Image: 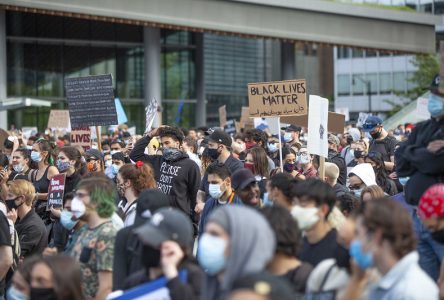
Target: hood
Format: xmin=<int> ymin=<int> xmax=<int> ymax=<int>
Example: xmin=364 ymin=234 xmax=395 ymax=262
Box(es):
xmin=348 ymin=128 xmax=361 ymax=142
xmin=349 ymin=163 xmax=376 ymax=187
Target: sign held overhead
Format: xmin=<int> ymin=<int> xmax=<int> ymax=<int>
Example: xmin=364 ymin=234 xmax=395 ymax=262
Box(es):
xmin=248 ymin=79 xmax=307 ymax=118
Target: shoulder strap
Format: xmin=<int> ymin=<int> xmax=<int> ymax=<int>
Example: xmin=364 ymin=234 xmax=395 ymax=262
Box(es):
xmin=28 ymin=169 xmax=37 ymax=182
xmin=319 ymin=263 xmax=336 ymax=291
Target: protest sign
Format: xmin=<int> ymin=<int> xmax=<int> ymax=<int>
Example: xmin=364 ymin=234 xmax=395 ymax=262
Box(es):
xmin=235 ymin=121 xmax=242 ymax=133
xmin=65 ymin=74 xmax=117 ymax=128
xmin=219 ymin=105 xmax=227 ymax=128
xmin=115 ymin=98 xmax=128 ymax=124
xmin=47 ymin=110 xmax=70 ymax=129
xmin=145 ymin=97 xmax=158 ymax=134
xmin=70 ymin=127 xmax=91 ymax=151
xmin=248 ymin=79 xmax=307 ymax=118
xmin=224 ymin=119 xmax=236 ymax=135
xmin=0 ymin=129 xmax=8 ymax=152
xmin=46 ymin=174 xmax=66 ymax=210
xmin=357 ymin=112 xmax=370 ymax=128
xmin=281 ymin=112 xmax=345 ymax=135
xmin=416 ymin=97 xmax=431 ymax=120
xmin=335 ymin=107 xmax=350 ymax=122
xmin=240 ymin=106 xmax=254 ymax=129
xmin=307 ymin=95 xmax=329 ymax=158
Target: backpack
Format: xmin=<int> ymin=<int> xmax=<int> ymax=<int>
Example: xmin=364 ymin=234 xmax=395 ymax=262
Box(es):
xmin=7 ymin=219 xmax=20 ymax=272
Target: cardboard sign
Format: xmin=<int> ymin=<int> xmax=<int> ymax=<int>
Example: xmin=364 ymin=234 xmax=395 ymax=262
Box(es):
xmin=281 ymin=112 xmax=345 ymax=135
xmin=21 ymin=127 xmax=38 ymax=139
xmin=224 ymin=119 xmax=236 ymax=135
xmin=235 ymin=121 xmax=241 ymax=133
xmin=240 ymin=106 xmax=253 ymax=129
xmin=70 ymin=127 xmax=91 ymax=151
xmin=65 ymin=74 xmax=118 ymax=128
xmin=248 ymin=79 xmax=307 ymax=117
xmin=307 ymin=95 xmax=329 ymax=158
xmin=47 ymin=174 xmax=66 ymax=210
xmin=47 ymin=110 xmax=71 ymax=129
xmin=219 ymin=105 xmax=227 ymax=128
xmin=416 ymin=97 xmax=431 ymax=120
xmin=0 ymin=129 xmax=9 ymax=152
xmin=145 ymin=98 xmax=158 ymax=134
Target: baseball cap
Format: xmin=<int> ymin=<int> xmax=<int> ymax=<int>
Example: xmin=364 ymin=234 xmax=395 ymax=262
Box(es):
xmin=134 ymin=207 xmax=194 ymax=249
xmin=419 ymin=184 xmax=444 ymax=220
xmin=134 ymin=189 xmax=170 ymax=226
xmin=209 ymin=130 xmax=232 ymax=147
xmin=328 ymin=133 xmax=340 ymax=145
xmin=281 ymin=124 xmax=301 ymax=132
xmin=85 ymin=149 xmax=104 ymax=161
xmin=231 ymin=168 xmax=256 ymax=191
xmin=231 ymin=272 xmax=294 ymax=300
xmin=362 ymin=116 xmax=383 ymax=132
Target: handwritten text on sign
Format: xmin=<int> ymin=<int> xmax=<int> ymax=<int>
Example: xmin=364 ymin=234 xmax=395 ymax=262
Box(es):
xmin=47 ymin=174 xmax=66 ymax=210
xmin=248 ymin=79 xmax=307 ymax=117
xmin=71 ymin=127 xmax=91 ymax=151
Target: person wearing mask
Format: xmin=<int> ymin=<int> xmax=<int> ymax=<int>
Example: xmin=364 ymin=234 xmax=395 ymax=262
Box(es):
xmin=116 ymin=162 xmax=156 ymax=226
xmin=364 ymin=151 xmax=397 ymax=196
xmin=84 ymin=149 xmax=105 ymax=175
xmin=6 ymin=256 xmax=39 ymax=300
xmin=347 ymin=140 xmax=368 ymax=174
xmin=243 ymin=129 xmax=275 ymax=171
xmin=122 ymin=208 xmax=203 ymax=300
xmin=69 ymin=177 xmax=117 ymax=300
xmin=198 ymin=205 xmax=276 ymax=300
xmin=349 ymin=198 xmax=438 ymax=299
xmin=281 ymin=147 xmax=301 ymax=178
xmin=130 ymin=126 xmax=201 ymax=228
xmin=266 ymin=172 xmax=299 ymax=210
xmin=182 ymin=136 xmax=201 ymax=169
xmin=0 ymin=148 xmax=32 ymax=201
xmin=231 ymin=168 xmax=261 ymax=207
xmin=29 ymin=254 xmax=83 ymax=300
xmin=324 ymin=162 xmax=349 ymax=198
xmin=291 ymin=179 xmax=339 ymax=267
xmin=363 ymin=116 xmax=398 ymax=172
xmin=281 ymin=125 xmax=302 ymax=150
xmin=262 ymin=206 xmax=313 ymax=296
xmin=6 ymin=180 xmax=47 ymax=258
xmin=101 ymin=140 xmax=111 ymax=154
xmin=113 ymin=189 xmax=170 ymax=291
xmin=109 ymin=140 xmax=126 ymax=157
xmin=267 ymin=135 xmax=281 ymax=168
xmin=327 ymin=134 xmax=347 ymax=186
xmin=0 ymin=205 xmax=12 ymax=300
xmin=347 ymin=163 xmax=377 ymax=198
xmin=244 ymin=147 xmax=270 ymax=198
xmin=198 ymin=164 xmax=242 ymax=236
xmin=341 ymin=128 xmax=361 ymax=166
xmin=106 ymin=152 xmax=125 ymax=181
xmin=360 ymin=185 xmax=385 ymax=202
xmin=56 ymin=146 xmax=83 ymax=194
xmin=296 ymin=147 xmax=318 ymax=179
xmin=196 ymin=130 xmax=243 ymax=214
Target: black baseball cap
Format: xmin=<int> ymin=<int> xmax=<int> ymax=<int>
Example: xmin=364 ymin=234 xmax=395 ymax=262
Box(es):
xmin=85 ymin=149 xmax=104 ymax=161
xmin=134 ymin=208 xmax=194 ymax=249
xmin=231 ymin=272 xmax=294 ymax=300
xmin=209 ymin=130 xmax=232 ymax=147
xmin=231 ymin=168 xmax=256 ymax=191
xmin=133 ymin=189 xmax=170 ymax=226
xmin=281 ymin=124 xmax=301 ymax=132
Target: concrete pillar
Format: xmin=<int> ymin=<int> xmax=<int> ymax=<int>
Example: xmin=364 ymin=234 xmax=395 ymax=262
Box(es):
xmin=143 ymin=27 xmax=162 ymax=127
xmin=194 ymin=32 xmax=206 ymax=127
xmin=281 ymin=42 xmax=295 ymax=80
xmin=0 ymin=10 xmax=7 ymax=129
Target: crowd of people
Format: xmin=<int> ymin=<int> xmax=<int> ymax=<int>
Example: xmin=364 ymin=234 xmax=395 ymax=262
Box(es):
xmin=0 ymin=75 xmax=443 ymax=300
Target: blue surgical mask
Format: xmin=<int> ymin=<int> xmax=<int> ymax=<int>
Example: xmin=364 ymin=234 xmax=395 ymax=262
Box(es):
xmin=209 ymin=184 xmax=224 ymax=199
xmin=398 ymin=176 xmax=410 ymax=186
xmin=7 ymin=286 xmax=27 ymax=300
xmin=349 ymin=239 xmax=373 ymax=269
xmin=60 ymin=210 xmax=78 ymax=230
xmin=267 ymin=143 xmax=278 ymax=153
xmin=111 ymin=164 xmax=121 ymax=176
xmin=283 ymin=132 xmax=293 ymax=143
xmin=262 ymin=192 xmax=273 ymax=207
xmin=198 ymin=233 xmax=227 ymax=275
xmin=353 ymin=188 xmax=363 ymax=198
xmin=428 ymin=93 xmax=444 ymax=118
xmin=31 ymin=151 xmax=42 ymax=162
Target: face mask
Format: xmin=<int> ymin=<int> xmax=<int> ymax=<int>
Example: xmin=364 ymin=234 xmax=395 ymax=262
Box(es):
xmin=245 ymin=141 xmax=255 ymax=150
xmin=30 ymin=287 xmax=56 ymax=300
xmin=60 ymin=210 xmax=79 ymax=230
xmin=31 ymin=151 xmax=42 ymax=162
xmin=335 ymin=244 xmax=351 ymax=271
xmin=398 ymin=176 xmax=410 ymax=186
xmin=142 ymin=245 xmax=161 ymax=269
xmin=117 ymin=183 xmax=127 ymax=198
xmin=290 ymin=206 xmax=320 ymax=231
xmin=283 ymin=163 xmax=295 ymax=173
xmin=6 ymin=197 xmax=23 ymax=211
xmin=57 ymin=160 xmax=71 ymax=172
xmin=87 ymin=161 xmax=98 ymax=172
xmin=354 ymin=150 xmax=363 ymax=159
xmin=209 ymin=183 xmax=224 ymax=199
xmin=349 ymin=239 xmax=373 ymax=269
xmin=298 ymin=155 xmax=310 ymax=165
xmin=206 ymin=148 xmax=220 ymax=160
xmin=111 ymin=164 xmax=121 ymax=176
xmin=110 ymin=150 xmax=120 ymax=156
xmin=370 ymin=129 xmax=381 ymax=140
xmin=71 ymin=196 xmax=86 ymax=219
xmin=267 ymin=143 xmax=278 ymax=153
xmin=428 ymin=93 xmax=444 ymax=118
xmin=283 ymin=132 xmax=293 ymax=143
xmin=105 ymin=160 xmax=112 ymax=168
xmin=26 ymin=145 xmax=33 ymax=151
xmin=262 ymin=192 xmax=273 ymax=207
xmin=198 ymin=233 xmax=227 ymax=275
xmin=431 ymin=229 xmax=444 ymax=244
xmin=244 ymin=162 xmax=255 ymax=174
xmin=7 ymin=286 xmax=27 ymax=300
xmin=352 ymin=188 xmax=363 ymax=198
xmin=162 ymin=147 xmax=182 ymax=161
xmin=13 ymin=163 xmax=25 ymax=173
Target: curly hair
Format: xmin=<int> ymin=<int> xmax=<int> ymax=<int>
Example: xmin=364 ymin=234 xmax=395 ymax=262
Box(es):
xmin=118 ymin=163 xmax=156 ymax=195
xmin=244 ymin=129 xmax=267 ymax=147
xmin=76 ymin=177 xmax=116 ymax=218
xmin=158 ymin=127 xmax=185 ymax=144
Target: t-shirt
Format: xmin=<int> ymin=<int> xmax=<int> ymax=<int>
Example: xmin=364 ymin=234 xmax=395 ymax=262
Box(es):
xmin=300 ymin=229 xmax=338 ymax=267
xmin=69 ymin=221 xmax=117 ymax=299
xmin=369 ymin=136 xmax=398 ymax=163
xmin=0 ymin=213 xmax=11 ymax=296
xmin=199 ymin=155 xmax=243 ymax=196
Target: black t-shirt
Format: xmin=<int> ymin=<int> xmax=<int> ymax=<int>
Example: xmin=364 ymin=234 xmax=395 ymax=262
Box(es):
xmin=300 ymin=229 xmax=338 ymax=267
xmin=0 ymin=213 xmax=11 ymax=296
xmin=369 ymin=136 xmax=398 ymax=163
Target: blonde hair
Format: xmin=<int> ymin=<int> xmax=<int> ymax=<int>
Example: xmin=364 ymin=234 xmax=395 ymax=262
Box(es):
xmin=8 ymin=179 xmax=36 ymax=206
xmin=324 ymin=162 xmax=339 ymax=184
xmin=361 ymin=185 xmax=385 ymax=201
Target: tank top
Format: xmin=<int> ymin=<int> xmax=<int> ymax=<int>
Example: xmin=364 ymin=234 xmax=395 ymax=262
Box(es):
xmin=32 ymin=166 xmax=50 ymax=193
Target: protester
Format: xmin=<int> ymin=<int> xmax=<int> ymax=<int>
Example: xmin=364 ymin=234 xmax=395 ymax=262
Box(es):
xmin=360 ymin=185 xmax=385 ymax=202
xmin=183 ymin=136 xmax=201 ymax=169
xmin=347 ymin=163 xmax=377 ymax=198
xmin=0 ymin=204 xmax=12 ymax=299
xmin=282 ymin=147 xmax=300 ymax=178
xmin=327 ymin=134 xmax=347 ymax=186
xmin=69 ymin=177 xmax=117 ymax=300
xmin=30 ymin=254 xmax=83 ymax=300
xmin=324 ymin=162 xmax=349 ymax=198
xmin=341 ymin=128 xmax=361 ymax=165
xmin=336 ymin=193 xmax=360 ymax=217
xmin=198 ymin=205 xmax=275 ymax=300
xmin=281 ymin=125 xmax=302 ymax=150
xmin=244 ymin=147 xmax=269 ymax=197
xmin=231 ymin=168 xmax=261 ymax=207
xmin=84 ymin=148 xmax=105 ymax=174
xmin=113 ymin=189 xmax=170 ymax=291
xmin=267 ymin=135 xmax=281 ymax=168
xmin=347 ymin=139 xmax=368 ymax=173
xmin=7 ymin=256 xmax=39 ymax=300
xmin=0 ymin=148 xmax=32 ymax=201
xmin=116 ymin=162 xmax=156 ymax=226
xmin=198 ymin=164 xmax=242 ymax=236
xmin=243 ymin=129 xmax=275 ymax=171
xmin=261 ymin=206 xmax=313 ymax=296
xmin=56 ymin=146 xmax=83 ymax=194
xmin=106 ymin=152 xmax=126 ymax=181
xmin=364 ymin=151 xmax=397 ymax=195
xmin=296 ymin=147 xmax=318 ymax=179
xmin=266 ymin=172 xmax=298 ymax=210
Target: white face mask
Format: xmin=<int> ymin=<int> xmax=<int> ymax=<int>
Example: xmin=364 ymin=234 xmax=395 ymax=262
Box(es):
xmin=71 ymin=196 xmax=86 ymax=219
xmin=291 ymin=206 xmax=320 ymax=231
xmin=209 ymin=183 xmax=224 ymax=199
xmin=13 ymin=163 xmax=25 ymax=173
xmin=284 ymin=132 xmax=293 ymax=142
xmin=105 ymin=160 xmax=112 ymax=168
xmin=298 ymin=155 xmax=310 ymax=165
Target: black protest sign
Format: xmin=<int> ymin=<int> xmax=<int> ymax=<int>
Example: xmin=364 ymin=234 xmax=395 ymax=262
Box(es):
xmin=47 ymin=174 xmax=66 ymax=210
xmin=65 ymin=74 xmax=118 ymax=128
xmin=224 ymin=119 xmax=236 ymax=135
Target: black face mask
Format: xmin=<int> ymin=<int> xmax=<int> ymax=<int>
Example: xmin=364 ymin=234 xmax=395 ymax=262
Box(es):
xmin=370 ymin=129 xmax=382 ymax=139
xmin=354 ymin=150 xmax=363 ymax=159
xmin=346 ymin=136 xmax=354 ymax=145
xmin=141 ymin=245 xmax=161 ymax=270
xmin=431 ymin=229 xmax=444 ymax=244
xmin=6 ymin=197 xmax=23 ymax=211
xmin=207 ymin=148 xmax=220 ymax=160
xmin=30 ymin=287 xmax=56 ymax=300
xmin=335 ymin=244 xmax=351 ymax=272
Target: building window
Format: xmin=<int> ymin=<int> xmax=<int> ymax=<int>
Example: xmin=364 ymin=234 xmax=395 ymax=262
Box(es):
xmin=365 ymin=50 xmax=377 ymax=58
xmin=352 ymin=74 xmax=365 ymax=95
xmin=337 ymin=47 xmax=350 ymax=59
xmin=352 ymin=49 xmax=364 ymax=58
xmin=379 ymin=73 xmax=393 ymax=94
xmin=393 ymin=72 xmax=406 ymax=93
xmin=366 ymin=73 xmax=378 ymax=95
xmin=337 ymin=74 xmax=351 ymax=96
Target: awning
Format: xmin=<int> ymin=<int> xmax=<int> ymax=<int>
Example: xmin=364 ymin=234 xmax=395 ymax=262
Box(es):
xmin=0 ymin=97 xmax=52 ymax=111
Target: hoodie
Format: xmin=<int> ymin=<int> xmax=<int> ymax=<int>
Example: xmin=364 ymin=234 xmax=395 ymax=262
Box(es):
xmin=349 ymin=163 xmax=377 ymax=187
xmin=201 ymin=205 xmax=276 ymax=300
xmin=130 ymin=135 xmax=201 ymax=223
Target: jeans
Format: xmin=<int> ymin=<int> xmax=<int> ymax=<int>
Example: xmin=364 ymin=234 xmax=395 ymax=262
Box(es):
xmin=412 ymin=208 xmax=444 ymax=281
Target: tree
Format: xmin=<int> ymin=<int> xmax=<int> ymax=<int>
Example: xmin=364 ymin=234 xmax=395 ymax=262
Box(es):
xmin=402 ymin=54 xmax=439 ymax=101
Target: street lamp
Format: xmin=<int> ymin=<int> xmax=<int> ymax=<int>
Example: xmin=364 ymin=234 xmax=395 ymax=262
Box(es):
xmin=352 ymin=75 xmax=372 ymax=113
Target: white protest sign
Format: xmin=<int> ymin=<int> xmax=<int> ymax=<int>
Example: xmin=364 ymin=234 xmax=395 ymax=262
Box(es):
xmin=145 ymin=98 xmax=158 ymax=134
xmin=357 ymin=112 xmax=370 ymax=128
xmin=416 ymin=97 xmax=431 ymax=120
xmin=307 ymin=95 xmax=329 ymax=158
xmin=335 ymin=107 xmax=349 ymax=122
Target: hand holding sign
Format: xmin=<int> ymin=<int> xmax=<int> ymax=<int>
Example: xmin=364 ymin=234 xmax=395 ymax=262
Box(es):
xmin=145 ymin=98 xmax=159 ymax=134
